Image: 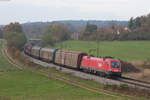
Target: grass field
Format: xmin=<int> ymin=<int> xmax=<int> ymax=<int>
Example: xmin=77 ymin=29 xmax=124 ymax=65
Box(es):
xmin=0 ymin=71 xmax=109 ymax=100
xmin=55 ymin=40 xmax=150 ymax=61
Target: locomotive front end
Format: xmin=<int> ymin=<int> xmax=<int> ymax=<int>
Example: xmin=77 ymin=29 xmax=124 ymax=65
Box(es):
xmin=108 ymin=60 xmax=122 ymax=77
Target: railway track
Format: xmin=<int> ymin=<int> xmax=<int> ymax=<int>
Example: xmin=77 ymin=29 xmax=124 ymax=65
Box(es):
xmin=2 ymin=49 xmax=23 ymax=70
xmin=117 ymin=77 xmax=150 ymax=90
xmin=122 ymin=76 xmax=150 ymax=85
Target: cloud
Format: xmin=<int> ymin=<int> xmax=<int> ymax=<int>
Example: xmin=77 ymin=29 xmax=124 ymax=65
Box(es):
xmin=0 ymin=0 xmax=150 ymax=24
xmin=12 ymin=0 xmax=150 ymax=15
xmin=13 ymin=0 xmax=128 ymax=9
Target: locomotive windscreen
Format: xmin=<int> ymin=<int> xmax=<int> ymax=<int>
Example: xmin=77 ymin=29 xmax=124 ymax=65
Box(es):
xmin=111 ymin=61 xmax=120 ymax=68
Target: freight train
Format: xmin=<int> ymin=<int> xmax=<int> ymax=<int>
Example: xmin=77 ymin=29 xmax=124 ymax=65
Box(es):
xmin=24 ymin=44 xmax=122 ymax=77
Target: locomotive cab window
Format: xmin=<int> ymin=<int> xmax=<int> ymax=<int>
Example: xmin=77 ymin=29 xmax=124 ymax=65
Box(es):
xmin=111 ymin=61 xmax=120 ymax=68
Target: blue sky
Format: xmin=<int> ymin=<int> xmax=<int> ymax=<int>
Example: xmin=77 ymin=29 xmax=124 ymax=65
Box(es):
xmin=0 ymin=0 xmax=150 ymax=25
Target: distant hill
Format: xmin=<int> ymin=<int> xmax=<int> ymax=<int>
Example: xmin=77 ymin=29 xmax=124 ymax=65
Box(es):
xmin=52 ymin=20 xmax=128 ymax=28
xmin=0 ymin=25 xmax=4 ymax=30
xmin=22 ymin=22 xmax=51 ymax=38
xmin=2 ymin=20 xmax=128 ymax=38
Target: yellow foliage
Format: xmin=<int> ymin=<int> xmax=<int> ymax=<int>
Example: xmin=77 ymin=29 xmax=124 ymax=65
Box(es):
xmin=15 ymin=50 xmax=21 ymax=57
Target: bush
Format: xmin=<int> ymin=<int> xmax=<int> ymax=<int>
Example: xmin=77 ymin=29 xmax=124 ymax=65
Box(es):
xmin=121 ymin=60 xmax=140 ymax=73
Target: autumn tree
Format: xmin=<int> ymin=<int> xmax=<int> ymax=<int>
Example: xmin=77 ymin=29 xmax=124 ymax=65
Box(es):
xmin=42 ymin=24 xmax=70 ymax=46
xmin=3 ymin=22 xmax=23 ymax=35
xmin=3 ymin=22 xmax=27 ymax=50
xmin=124 ymin=13 xmax=150 ymax=40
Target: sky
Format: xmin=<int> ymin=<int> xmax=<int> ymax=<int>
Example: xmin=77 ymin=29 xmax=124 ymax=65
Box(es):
xmin=0 ymin=0 xmax=150 ymax=25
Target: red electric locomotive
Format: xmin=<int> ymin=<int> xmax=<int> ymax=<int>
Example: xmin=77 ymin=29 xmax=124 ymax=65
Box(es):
xmin=80 ymin=56 xmax=121 ymax=77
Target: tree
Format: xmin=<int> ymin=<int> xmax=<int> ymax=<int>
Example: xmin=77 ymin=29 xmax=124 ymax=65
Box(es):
xmin=80 ymin=24 xmax=98 ymax=41
xmin=85 ymin=24 xmax=98 ymax=33
xmin=42 ymin=32 xmax=55 ymax=46
xmin=109 ymin=21 xmax=117 ymax=30
xmin=5 ymin=32 xmax=27 ymax=50
xmin=126 ymin=13 xmax=150 ymax=40
xmin=128 ymin=17 xmax=134 ymax=30
xmin=3 ymin=22 xmax=27 ymax=50
xmin=3 ymin=22 xmax=23 ymax=35
xmin=0 ymin=29 xmax=3 ymax=38
xmin=42 ymin=24 xmax=70 ymax=46
xmin=135 ymin=17 xmax=141 ymax=28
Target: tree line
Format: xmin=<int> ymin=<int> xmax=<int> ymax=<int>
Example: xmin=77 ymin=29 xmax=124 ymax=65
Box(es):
xmin=32 ymin=13 xmax=150 ymax=46
xmin=80 ymin=13 xmax=150 ymax=41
